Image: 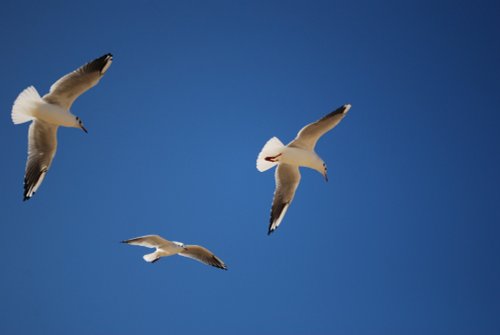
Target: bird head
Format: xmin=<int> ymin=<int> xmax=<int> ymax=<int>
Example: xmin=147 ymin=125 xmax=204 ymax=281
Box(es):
xmin=75 ymin=116 xmax=88 ymax=133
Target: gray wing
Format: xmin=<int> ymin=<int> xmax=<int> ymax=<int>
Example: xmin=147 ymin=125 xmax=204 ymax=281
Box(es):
xmin=121 ymin=235 xmax=171 ymax=249
xmin=178 ymin=245 xmax=228 ymax=270
xmin=268 ymin=163 xmax=301 ymax=234
xmin=43 ymin=53 xmax=113 ymax=110
xmin=23 ymin=120 xmax=58 ymax=201
xmin=288 ymin=104 xmax=351 ymax=151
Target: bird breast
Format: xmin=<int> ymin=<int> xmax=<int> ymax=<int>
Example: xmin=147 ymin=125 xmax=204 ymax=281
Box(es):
xmin=35 ymin=101 xmax=76 ymax=127
xmin=281 ymin=147 xmax=323 ymax=170
xmin=157 ymin=247 xmax=181 ymax=257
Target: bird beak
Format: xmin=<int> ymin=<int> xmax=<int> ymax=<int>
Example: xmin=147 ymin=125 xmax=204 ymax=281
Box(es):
xmin=324 ymin=172 xmax=328 ymax=182
xmin=80 ymin=125 xmax=88 ymax=133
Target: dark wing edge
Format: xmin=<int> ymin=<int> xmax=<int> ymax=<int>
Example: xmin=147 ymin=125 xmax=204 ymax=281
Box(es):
xmin=44 ymin=53 xmax=113 ymax=108
xmin=23 ymin=121 xmax=58 ymax=201
xmin=289 ymin=103 xmax=351 ymax=150
xmin=120 ymin=235 xmax=168 ymax=248
xmin=268 ymin=164 xmax=301 ymax=235
xmin=78 ymin=53 xmax=113 ymax=75
xmin=180 ymin=246 xmax=228 ymax=270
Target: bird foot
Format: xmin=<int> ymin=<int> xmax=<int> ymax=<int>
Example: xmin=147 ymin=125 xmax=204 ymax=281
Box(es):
xmin=265 ymin=153 xmax=282 ymax=162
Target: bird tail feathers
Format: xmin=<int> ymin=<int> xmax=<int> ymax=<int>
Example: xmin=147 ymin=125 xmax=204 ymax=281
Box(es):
xmin=143 ymin=252 xmax=160 ymax=263
xmin=256 ymin=137 xmax=285 ymax=172
xmin=11 ymin=86 xmax=42 ymax=124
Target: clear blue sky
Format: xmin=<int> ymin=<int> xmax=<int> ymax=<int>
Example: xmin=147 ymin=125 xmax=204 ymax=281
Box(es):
xmin=1 ymin=0 xmax=499 ymax=334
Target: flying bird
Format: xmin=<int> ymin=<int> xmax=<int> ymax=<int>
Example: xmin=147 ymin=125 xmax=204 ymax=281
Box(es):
xmin=11 ymin=53 xmax=113 ymax=200
xmin=122 ymin=235 xmax=228 ymax=270
xmin=256 ymin=104 xmax=351 ymax=235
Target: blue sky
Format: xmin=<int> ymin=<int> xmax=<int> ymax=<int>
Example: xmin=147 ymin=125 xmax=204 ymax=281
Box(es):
xmin=0 ymin=0 xmax=499 ymax=334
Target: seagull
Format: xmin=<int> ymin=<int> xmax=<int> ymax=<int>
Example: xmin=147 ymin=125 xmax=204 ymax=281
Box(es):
xmin=256 ymin=104 xmax=351 ymax=235
xmin=11 ymin=53 xmax=113 ymax=200
xmin=122 ymin=235 xmax=228 ymax=270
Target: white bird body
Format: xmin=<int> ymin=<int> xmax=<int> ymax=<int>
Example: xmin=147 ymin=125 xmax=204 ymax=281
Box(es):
xmin=256 ymin=138 xmax=325 ymax=177
xmin=145 ymin=241 xmax=184 ymax=260
xmin=34 ymin=104 xmax=77 ymax=128
xmin=12 ymin=87 xmax=78 ymax=127
xmin=257 ymin=104 xmax=351 ymax=234
xmin=279 ymin=147 xmax=324 ymax=173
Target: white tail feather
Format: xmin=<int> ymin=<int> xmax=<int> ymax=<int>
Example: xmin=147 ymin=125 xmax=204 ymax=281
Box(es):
xmin=256 ymin=137 xmax=285 ymax=172
xmin=143 ymin=252 xmax=159 ymax=263
xmin=11 ymin=86 xmax=42 ymax=124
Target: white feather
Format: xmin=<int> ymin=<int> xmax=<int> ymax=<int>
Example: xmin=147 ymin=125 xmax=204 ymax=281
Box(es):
xmin=11 ymin=86 xmax=42 ymax=124
xmin=143 ymin=252 xmax=159 ymax=263
xmin=256 ymin=137 xmax=285 ymax=172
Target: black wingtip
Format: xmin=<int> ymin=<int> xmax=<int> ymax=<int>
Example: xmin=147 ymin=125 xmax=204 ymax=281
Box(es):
xmin=91 ymin=53 xmax=113 ymax=74
xmin=23 ymin=191 xmax=32 ymax=201
xmin=268 ymin=215 xmax=279 ymax=235
xmin=211 ymin=256 xmax=228 ymax=270
xmin=331 ymin=104 xmax=348 ymax=115
xmin=98 ymin=53 xmax=112 ymax=59
xmin=218 ymin=264 xmax=228 ymax=270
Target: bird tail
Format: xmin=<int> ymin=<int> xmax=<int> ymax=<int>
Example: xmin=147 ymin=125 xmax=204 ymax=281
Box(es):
xmin=11 ymin=86 xmax=42 ymax=124
xmin=256 ymin=137 xmax=285 ymax=172
xmin=143 ymin=252 xmax=160 ymax=263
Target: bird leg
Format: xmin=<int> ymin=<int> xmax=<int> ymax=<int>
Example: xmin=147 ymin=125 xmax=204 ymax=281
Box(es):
xmin=265 ymin=153 xmax=282 ymax=162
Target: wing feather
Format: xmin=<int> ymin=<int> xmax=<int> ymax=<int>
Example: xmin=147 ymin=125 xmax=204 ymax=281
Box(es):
xmin=23 ymin=120 xmax=58 ymax=200
xmin=179 ymin=245 xmax=227 ymax=270
xmin=43 ymin=53 xmax=113 ymax=110
xmin=121 ymin=235 xmax=171 ymax=249
xmin=288 ymin=104 xmax=351 ymax=150
xmin=268 ymin=164 xmax=301 ymax=234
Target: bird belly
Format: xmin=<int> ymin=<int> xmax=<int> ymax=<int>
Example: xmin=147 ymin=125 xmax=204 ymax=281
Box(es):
xmin=156 ymin=249 xmax=177 ymax=258
xmin=158 ymin=245 xmax=184 ymax=257
xmin=35 ymin=102 xmax=75 ymax=127
xmin=281 ymin=147 xmax=322 ymax=169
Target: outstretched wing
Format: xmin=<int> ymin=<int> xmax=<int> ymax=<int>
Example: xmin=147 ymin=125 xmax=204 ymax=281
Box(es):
xmin=23 ymin=120 xmax=58 ymax=200
xmin=288 ymin=104 xmax=351 ymax=151
xmin=268 ymin=163 xmax=301 ymax=234
xmin=121 ymin=235 xmax=171 ymax=249
xmin=43 ymin=53 xmax=113 ymax=110
xmin=179 ymin=245 xmax=228 ymax=270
